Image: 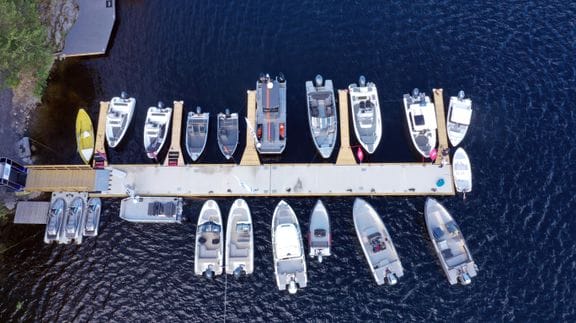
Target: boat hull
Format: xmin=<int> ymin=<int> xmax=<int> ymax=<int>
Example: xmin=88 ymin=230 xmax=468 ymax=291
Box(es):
xmin=195 ymin=200 xmax=224 ymax=277
xmin=225 ymin=199 xmax=254 ymax=275
xmin=44 ymin=198 xmax=66 ymax=244
xmin=452 ymin=148 xmax=472 ymax=193
xmin=308 ymin=200 xmax=331 ymax=260
xmin=143 ymin=107 xmax=173 ymax=160
xmin=185 ymin=111 xmax=209 ymax=162
xmin=83 ymin=197 xmax=101 ymax=237
xmin=217 ymin=112 xmax=239 ymax=160
xmin=348 ymin=81 xmax=382 ymax=154
xmin=106 ymin=96 xmax=136 ymax=148
xmin=402 ymin=93 xmax=437 ymax=158
xmin=446 ymin=96 xmax=472 ymax=147
xmin=76 ymin=108 xmax=94 ymax=164
xmin=353 ymin=198 xmax=403 ymax=285
xmin=119 ymin=197 xmax=182 ymax=223
xmin=255 ymin=74 xmax=287 ymax=154
xmin=60 ymin=196 xmax=84 ymax=245
xmin=306 ymin=79 xmax=338 ymax=158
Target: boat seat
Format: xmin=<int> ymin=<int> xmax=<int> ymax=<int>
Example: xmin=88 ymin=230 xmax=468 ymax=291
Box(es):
xmin=433 ymin=227 xmax=445 ymax=240
xmin=446 ymin=221 xmax=459 ymax=234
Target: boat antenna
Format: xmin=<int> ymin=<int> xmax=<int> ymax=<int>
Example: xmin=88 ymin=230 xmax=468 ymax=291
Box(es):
xmin=244 ymin=117 xmax=262 ymax=149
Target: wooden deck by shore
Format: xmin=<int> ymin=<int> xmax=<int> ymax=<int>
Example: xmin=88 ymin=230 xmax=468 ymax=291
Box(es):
xmin=21 ymin=88 xmax=454 ymax=197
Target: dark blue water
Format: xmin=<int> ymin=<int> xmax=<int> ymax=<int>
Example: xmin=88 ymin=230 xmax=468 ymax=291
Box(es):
xmin=2 ymin=0 xmax=576 ymax=321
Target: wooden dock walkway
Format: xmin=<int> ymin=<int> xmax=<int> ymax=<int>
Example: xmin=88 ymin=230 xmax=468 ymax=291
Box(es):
xmin=93 ymin=102 xmax=109 ymax=168
xmin=240 ymin=91 xmax=260 ymax=166
xmin=336 ymin=89 xmax=356 ymax=165
xmin=24 ymin=165 xmax=97 ymax=192
xmin=62 ymin=0 xmax=116 ymax=57
xmin=163 ymin=101 xmax=185 ymax=166
xmin=433 ymin=88 xmax=449 ymax=165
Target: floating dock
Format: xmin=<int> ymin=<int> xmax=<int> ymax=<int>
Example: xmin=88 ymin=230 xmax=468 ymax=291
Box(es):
xmin=164 ymin=101 xmax=185 ymax=166
xmin=21 ymin=88 xmax=455 ymax=197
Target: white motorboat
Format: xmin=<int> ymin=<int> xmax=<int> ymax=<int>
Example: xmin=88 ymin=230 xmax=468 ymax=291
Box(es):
xmin=306 ymin=75 xmax=338 ymax=158
xmin=195 ymin=200 xmax=224 ymax=278
xmin=143 ymin=102 xmax=172 ymax=160
xmin=83 ymin=197 xmax=101 ymax=237
xmin=425 ymin=198 xmax=478 ymax=285
xmin=217 ymin=109 xmax=239 ymax=160
xmin=402 ymin=88 xmax=438 ymax=158
xmin=185 ymin=106 xmax=209 ymax=162
xmin=308 ymin=199 xmax=331 ymax=263
xmin=272 ymin=200 xmax=307 ymax=294
xmin=119 ymin=196 xmax=183 ymax=223
xmin=106 ymin=92 xmax=136 ymax=148
xmin=61 ymin=196 xmax=84 ymax=244
xmin=452 ymin=147 xmax=472 ymax=196
xmin=348 ymin=76 xmax=382 ymax=154
xmin=447 ymin=90 xmax=472 ymax=147
xmin=225 ymin=199 xmax=254 ymax=277
xmin=353 ymin=198 xmax=404 ymax=285
xmin=44 ymin=198 xmax=65 ymax=244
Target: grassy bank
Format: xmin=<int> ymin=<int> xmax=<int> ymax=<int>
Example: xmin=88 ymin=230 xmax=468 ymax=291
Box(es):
xmin=0 ymin=0 xmax=54 ymax=96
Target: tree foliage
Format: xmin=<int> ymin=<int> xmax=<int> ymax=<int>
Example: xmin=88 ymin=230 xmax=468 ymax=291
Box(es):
xmin=0 ymin=0 xmax=53 ymax=93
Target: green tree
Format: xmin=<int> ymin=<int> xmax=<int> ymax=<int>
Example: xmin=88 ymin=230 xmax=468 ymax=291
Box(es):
xmin=0 ymin=0 xmax=53 ymax=95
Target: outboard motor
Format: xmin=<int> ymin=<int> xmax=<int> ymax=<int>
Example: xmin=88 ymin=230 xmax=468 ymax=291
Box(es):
xmin=158 ymin=101 xmax=164 ymax=109
xmin=458 ymin=90 xmax=465 ymax=101
xmin=317 ymin=251 xmax=323 ymax=264
xmin=121 ymin=91 xmax=128 ymax=100
xmin=359 ymin=75 xmax=366 ymax=87
xmin=258 ymin=73 xmax=265 ymax=83
xmin=233 ymin=265 xmax=246 ymax=279
xmin=459 ymin=272 xmax=472 ymax=285
xmin=196 ymin=106 xmax=202 ymax=114
xmin=278 ymin=72 xmax=285 ymax=83
xmin=225 ymin=108 xmax=230 ymax=117
xmin=315 ymin=74 xmax=323 ymax=87
xmin=386 ymin=272 xmax=398 ymax=286
xmin=412 ymin=88 xmax=420 ymax=99
xmin=204 ymin=265 xmax=214 ymax=279
xmin=288 ymin=279 xmax=298 ymax=294
xmin=419 ymin=93 xmax=426 ymax=106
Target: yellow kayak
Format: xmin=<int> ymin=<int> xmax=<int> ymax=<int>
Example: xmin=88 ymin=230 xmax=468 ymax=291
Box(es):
xmin=76 ymin=108 xmax=95 ymax=164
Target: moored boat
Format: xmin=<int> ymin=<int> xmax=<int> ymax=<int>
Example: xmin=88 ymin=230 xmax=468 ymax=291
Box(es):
xmin=348 ymin=76 xmax=382 ymax=154
xmin=452 ymin=148 xmax=472 ymax=196
xmin=76 ymin=108 xmax=94 ymax=164
xmin=185 ymin=106 xmax=209 ymax=162
xmin=44 ymin=198 xmax=66 ymax=244
xmin=255 ymin=73 xmax=287 ymax=154
xmin=306 ymin=75 xmax=338 ymax=158
xmin=195 ymin=200 xmax=224 ymax=278
xmin=217 ymin=109 xmax=239 ymax=160
xmin=106 ymin=92 xmax=136 ymax=148
xmin=225 ymin=199 xmax=254 ymax=277
xmin=446 ymin=90 xmax=472 ymax=147
xmin=402 ymin=88 xmax=438 ymax=158
xmin=61 ymin=196 xmax=84 ymax=244
xmin=119 ymin=196 xmax=183 ymax=223
xmin=353 ymin=198 xmax=404 ymax=285
xmin=83 ymin=197 xmax=101 ymax=237
xmin=424 ymin=198 xmax=478 ymax=285
xmin=308 ymin=199 xmax=331 ymax=263
xmin=272 ymin=200 xmax=307 ymax=294
xmin=143 ymin=102 xmax=172 ymax=160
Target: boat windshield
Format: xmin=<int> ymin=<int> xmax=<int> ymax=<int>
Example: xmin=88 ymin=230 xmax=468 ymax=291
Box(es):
xmin=236 ymin=223 xmax=251 ymax=233
xmin=201 ymin=221 xmax=221 ymax=233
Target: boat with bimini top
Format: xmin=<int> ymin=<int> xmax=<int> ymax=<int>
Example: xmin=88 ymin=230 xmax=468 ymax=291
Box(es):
xmin=402 ymin=88 xmax=438 ymax=158
xmin=106 ymin=92 xmax=136 ymax=148
xmin=195 ymin=200 xmax=224 ymax=278
xmin=425 ymin=197 xmax=478 ymax=285
xmin=185 ymin=106 xmax=209 ymax=162
xmin=272 ymin=200 xmax=307 ymax=294
xmin=348 ymin=76 xmax=382 ymax=154
xmin=255 ymin=73 xmax=287 ymax=154
xmin=447 ymin=90 xmax=472 ymax=147
xmin=306 ymin=75 xmax=338 ymax=158
xmin=225 ymin=199 xmax=254 ymax=278
xmin=217 ymin=109 xmax=239 ymax=160
xmin=353 ymin=198 xmax=404 ymax=285
xmin=143 ymin=102 xmax=172 ymax=160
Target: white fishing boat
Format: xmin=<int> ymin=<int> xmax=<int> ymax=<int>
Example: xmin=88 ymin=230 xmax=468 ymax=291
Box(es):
xmin=272 ymin=200 xmax=307 ymax=294
xmin=83 ymin=197 xmax=101 ymax=237
xmin=143 ymin=102 xmax=172 ymax=160
xmin=185 ymin=106 xmax=209 ymax=162
xmin=348 ymin=76 xmax=382 ymax=154
xmin=60 ymin=196 xmax=84 ymax=244
xmin=353 ymin=198 xmax=404 ymax=285
xmin=195 ymin=200 xmax=224 ymax=278
xmin=308 ymin=200 xmax=331 ymax=263
xmin=106 ymin=92 xmax=136 ymax=148
xmin=425 ymin=198 xmax=478 ymax=285
xmin=306 ymin=75 xmax=337 ymax=158
xmin=447 ymin=90 xmax=472 ymax=147
xmin=452 ymin=148 xmax=472 ymax=196
xmin=119 ymin=196 xmax=183 ymax=223
xmin=225 ymin=199 xmax=254 ymax=278
xmin=44 ymin=198 xmax=65 ymax=244
xmin=217 ymin=109 xmax=239 ymax=160
xmin=402 ymin=88 xmax=438 ymax=158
